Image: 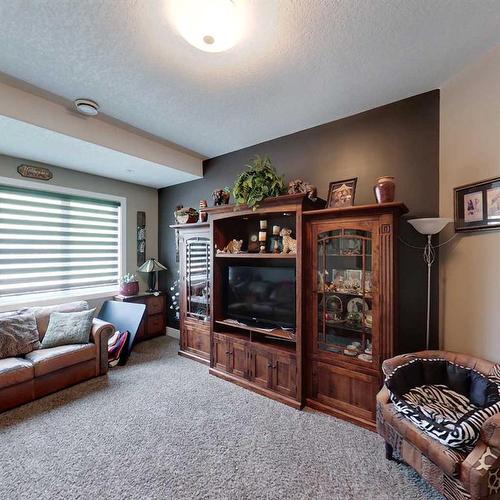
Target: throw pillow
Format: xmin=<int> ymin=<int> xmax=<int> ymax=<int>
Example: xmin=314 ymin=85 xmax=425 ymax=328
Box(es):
xmin=0 ymin=311 xmax=40 ymax=359
xmin=41 ymin=309 xmax=95 ymax=349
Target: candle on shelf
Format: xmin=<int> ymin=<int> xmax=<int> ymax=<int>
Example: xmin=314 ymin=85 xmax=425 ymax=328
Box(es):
xmin=260 ymin=220 xmax=267 ymax=230
xmin=272 ymin=225 xmax=280 ymax=235
xmin=258 ymin=231 xmax=267 ymax=242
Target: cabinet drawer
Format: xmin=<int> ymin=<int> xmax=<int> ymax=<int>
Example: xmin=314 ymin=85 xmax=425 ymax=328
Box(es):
xmin=147 ymin=314 xmax=165 ymax=335
xmin=147 ymin=296 xmax=165 ymax=315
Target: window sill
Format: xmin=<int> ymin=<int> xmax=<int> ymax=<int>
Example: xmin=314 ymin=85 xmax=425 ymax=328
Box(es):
xmin=0 ymin=286 xmax=119 ymax=313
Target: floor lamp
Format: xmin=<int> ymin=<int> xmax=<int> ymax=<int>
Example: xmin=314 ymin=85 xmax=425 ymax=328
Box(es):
xmin=407 ymin=218 xmax=453 ymax=350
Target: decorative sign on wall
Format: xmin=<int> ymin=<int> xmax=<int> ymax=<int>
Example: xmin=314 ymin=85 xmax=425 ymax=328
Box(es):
xmin=137 ymin=211 xmax=146 ymax=266
xmin=17 ymin=164 xmax=53 ymax=181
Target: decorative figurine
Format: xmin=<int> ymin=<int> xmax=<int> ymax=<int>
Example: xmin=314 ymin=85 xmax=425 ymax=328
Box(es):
xmin=216 ymin=239 xmax=243 ymax=254
xmin=280 ymin=228 xmax=297 ymax=254
xmin=212 ymin=187 xmax=231 ymax=206
xmin=287 ymin=179 xmax=318 ymax=201
xmin=175 ymin=207 xmax=199 ymax=224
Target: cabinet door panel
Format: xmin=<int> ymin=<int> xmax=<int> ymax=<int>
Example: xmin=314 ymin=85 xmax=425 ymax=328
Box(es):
xmin=185 ymin=324 xmax=210 ymax=357
xmin=230 ymin=341 xmax=247 ymax=378
xmin=312 ymin=361 xmax=378 ymax=421
xmin=273 ymin=354 xmax=297 ymax=398
xmin=249 ymin=348 xmax=272 ymax=389
xmin=213 ymin=336 xmax=229 ymax=372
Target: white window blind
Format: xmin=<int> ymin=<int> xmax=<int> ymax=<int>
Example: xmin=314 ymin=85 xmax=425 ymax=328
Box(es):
xmin=0 ymin=185 xmax=121 ymax=298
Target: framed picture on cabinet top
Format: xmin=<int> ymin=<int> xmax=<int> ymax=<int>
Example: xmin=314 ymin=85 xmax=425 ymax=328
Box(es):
xmin=454 ymin=177 xmax=500 ymax=232
xmin=327 ymin=177 xmax=357 ymax=208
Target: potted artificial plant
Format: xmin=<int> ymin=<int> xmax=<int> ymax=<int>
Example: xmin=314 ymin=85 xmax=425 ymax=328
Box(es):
xmin=233 ymin=155 xmax=285 ymax=210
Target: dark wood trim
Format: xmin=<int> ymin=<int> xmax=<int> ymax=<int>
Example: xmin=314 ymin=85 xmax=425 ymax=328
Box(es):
xmin=303 ymin=201 xmax=408 ymax=217
xmin=178 ymin=350 xmax=210 ymax=365
xmin=305 ymin=398 xmax=376 ymax=432
xmin=204 ymin=193 xmax=326 ymax=216
xmin=210 ymin=368 xmax=303 ymax=410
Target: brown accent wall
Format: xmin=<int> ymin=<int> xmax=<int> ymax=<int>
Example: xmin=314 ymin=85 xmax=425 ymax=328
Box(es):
xmin=159 ymin=90 xmax=440 ymax=351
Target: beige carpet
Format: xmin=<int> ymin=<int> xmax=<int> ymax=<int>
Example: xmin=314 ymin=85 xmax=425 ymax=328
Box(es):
xmin=0 ymin=336 xmax=442 ymax=499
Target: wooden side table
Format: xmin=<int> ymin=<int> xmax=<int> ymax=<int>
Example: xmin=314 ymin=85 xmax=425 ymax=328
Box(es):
xmin=113 ymin=292 xmax=167 ymax=342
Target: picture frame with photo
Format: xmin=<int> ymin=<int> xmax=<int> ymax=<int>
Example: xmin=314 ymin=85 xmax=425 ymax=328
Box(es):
xmin=454 ymin=176 xmax=500 ymax=232
xmin=327 ymin=177 xmax=357 ymax=209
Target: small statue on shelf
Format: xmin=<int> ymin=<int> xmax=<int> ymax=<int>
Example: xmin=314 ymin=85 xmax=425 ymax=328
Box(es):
xmin=280 ymin=228 xmax=297 ymax=254
xmin=287 ymin=179 xmax=318 ymax=201
xmin=217 ymin=239 xmax=243 ymax=254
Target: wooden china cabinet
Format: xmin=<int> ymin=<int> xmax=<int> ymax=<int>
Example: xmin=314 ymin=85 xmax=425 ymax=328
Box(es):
xmin=173 ymin=222 xmax=211 ymax=365
xmin=171 ymin=199 xmax=407 ymax=430
xmin=303 ymin=203 xmax=407 ymax=430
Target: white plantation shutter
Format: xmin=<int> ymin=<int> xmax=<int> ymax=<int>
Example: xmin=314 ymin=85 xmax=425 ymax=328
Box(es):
xmin=0 ymin=185 xmax=121 ymax=298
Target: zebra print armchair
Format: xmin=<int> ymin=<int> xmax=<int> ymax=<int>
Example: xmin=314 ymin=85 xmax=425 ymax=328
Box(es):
xmin=377 ymin=351 xmax=500 ymax=500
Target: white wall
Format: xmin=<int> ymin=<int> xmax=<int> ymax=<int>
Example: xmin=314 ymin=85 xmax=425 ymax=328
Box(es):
xmin=0 ymin=154 xmax=158 ymax=300
xmin=439 ymin=46 xmax=500 ymax=361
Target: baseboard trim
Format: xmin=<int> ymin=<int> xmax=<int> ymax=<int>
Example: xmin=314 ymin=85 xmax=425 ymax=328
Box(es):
xmin=166 ymin=327 xmax=180 ymax=339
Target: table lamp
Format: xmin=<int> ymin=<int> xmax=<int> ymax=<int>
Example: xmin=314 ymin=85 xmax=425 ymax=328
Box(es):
xmin=407 ymin=217 xmax=453 ymax=349
xmin=138 ymin=258 xmax=168 ymax=293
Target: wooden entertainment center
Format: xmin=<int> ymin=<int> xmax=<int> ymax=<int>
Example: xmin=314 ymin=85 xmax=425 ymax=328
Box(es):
xmin=173 ymin=194 xmax=408 ymax=429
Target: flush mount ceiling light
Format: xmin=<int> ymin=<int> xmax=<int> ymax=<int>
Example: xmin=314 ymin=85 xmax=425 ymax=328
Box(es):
xmin=168 ymin=0 xmax=245 ymax=53
xmin=74 ymin=98 xmax=99 ymax=116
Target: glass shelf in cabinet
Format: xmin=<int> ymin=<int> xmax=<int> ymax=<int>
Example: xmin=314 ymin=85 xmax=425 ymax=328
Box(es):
xmin=324 ymin=321 xmax=372 ymax=335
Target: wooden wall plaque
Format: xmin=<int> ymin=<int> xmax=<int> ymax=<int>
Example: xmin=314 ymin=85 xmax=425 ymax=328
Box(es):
xmin=17 ymin=164 xmax=53 ymax=181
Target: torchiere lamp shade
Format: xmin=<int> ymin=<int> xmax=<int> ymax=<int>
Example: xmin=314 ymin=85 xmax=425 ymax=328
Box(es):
xmin=138 ymin=258 xmax=167 ymax=292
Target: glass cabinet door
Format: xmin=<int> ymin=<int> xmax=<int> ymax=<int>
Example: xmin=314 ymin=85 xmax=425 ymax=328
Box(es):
xmin=185 ymin=237 xmax=210 ymax=321
xmin=316 ymin=228 xmax=374 ymax=363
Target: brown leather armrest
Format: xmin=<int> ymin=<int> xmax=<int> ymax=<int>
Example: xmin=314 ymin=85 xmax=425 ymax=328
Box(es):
xmin=377 ymin=385 xmax=391 ymax=405
xmin=90 ymin=318 xmax=114 ymax=375
xmin=480 ymin=413 xmax=500 ymax=452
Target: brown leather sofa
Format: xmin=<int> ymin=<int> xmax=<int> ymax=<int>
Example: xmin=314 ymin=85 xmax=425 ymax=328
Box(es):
xmin=377 ymin=351 xmax=500 ymax=500
xmin=0 ymin=301 xmax=114 ymax=413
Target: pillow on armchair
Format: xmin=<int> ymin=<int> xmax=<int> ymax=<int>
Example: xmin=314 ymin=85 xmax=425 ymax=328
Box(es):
xmin=41 ymin=309 xmax=95 ymax=349
xmin=386 ymin=358 xmax=500 ymax=450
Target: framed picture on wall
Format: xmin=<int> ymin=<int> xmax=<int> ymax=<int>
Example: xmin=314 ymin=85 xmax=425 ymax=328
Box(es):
xmin=327 ymin=177 xmax=357 ymax=208
xmin=454 ymin=177 xmax=500 ymax=232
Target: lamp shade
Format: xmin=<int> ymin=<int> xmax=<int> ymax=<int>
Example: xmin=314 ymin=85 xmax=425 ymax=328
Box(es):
xmin=138 ymin=258 xmax=167 ymax=273
xmin=408 ymin=218 xmax=453 ymax=235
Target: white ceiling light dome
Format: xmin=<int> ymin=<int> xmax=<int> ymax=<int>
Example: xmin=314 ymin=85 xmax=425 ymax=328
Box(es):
xmin=168 ymin=0 xmax=246 ymax=53
xmin=74 ymin=98 xmax=99 ymax=116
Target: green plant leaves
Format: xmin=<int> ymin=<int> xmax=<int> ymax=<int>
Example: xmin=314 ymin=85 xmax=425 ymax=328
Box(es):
xmin=232 ymin=155 xmax=285 ymax=209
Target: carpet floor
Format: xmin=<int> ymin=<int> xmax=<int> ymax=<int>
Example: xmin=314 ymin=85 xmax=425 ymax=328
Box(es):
xmin=0 ymin=336 xmax=442 ymax=500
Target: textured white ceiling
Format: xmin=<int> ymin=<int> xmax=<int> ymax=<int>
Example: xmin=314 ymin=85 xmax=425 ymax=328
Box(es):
xmin=0 ymin=0 xmax=499 ymax=158
xmin=0 ymin=116 xmax=199 ymax=188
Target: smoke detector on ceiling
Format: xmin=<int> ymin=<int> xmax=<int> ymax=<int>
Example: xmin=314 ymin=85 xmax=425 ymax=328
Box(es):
xmin=74 ymin=98 xmax=99 ymax=116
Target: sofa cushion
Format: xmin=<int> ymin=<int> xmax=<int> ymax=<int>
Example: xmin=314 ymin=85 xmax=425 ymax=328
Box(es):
xmin=24 ymin=344 xmax=96 ymax=377
xmin=0 ymin=311 xmax=40 ymax=359
xmin=41 ymin=309 xmax=95 ymax=349
xmin=0 ymin=357 xmax=34 ymax=389
xmin=22 ymin=301 xmax=89 ymax=340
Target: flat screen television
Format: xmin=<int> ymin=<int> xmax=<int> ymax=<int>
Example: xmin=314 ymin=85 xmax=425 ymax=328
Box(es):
xmin=224 ymin=265 xmax=296 ymax=329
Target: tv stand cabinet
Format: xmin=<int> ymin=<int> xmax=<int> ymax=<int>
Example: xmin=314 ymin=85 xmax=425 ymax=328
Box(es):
xmin=206 ymin=193 xmax=324 ymax=408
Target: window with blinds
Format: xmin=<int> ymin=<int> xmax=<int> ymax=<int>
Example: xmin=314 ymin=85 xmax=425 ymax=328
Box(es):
xmin=0 ymin=185 xmax=121 ymax=298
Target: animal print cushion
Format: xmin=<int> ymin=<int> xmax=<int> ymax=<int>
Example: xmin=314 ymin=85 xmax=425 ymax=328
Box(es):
xmin=393 ymin=384 xmax=500 ymax=449
xmin=386 ymin=359 xmax=500 ymax=450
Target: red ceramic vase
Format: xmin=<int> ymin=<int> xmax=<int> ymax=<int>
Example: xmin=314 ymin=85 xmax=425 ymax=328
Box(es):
xmin=374 ymin=176 xmax=396 ymax=204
